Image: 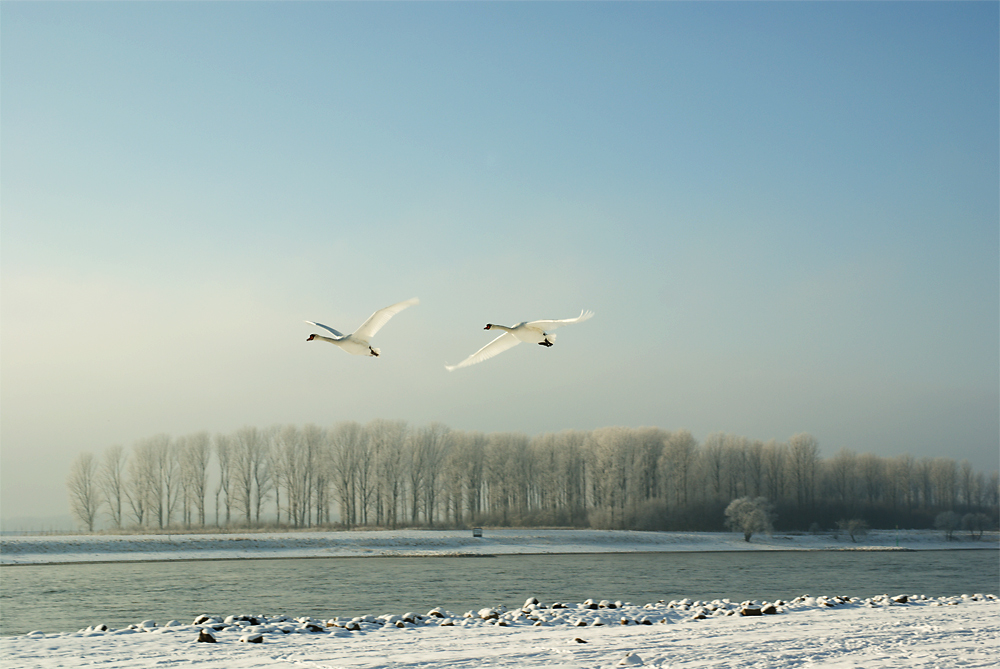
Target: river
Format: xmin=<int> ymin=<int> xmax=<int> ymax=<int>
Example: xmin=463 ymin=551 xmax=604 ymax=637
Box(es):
xmin=1 ymin=549 xmax=996 ymax=635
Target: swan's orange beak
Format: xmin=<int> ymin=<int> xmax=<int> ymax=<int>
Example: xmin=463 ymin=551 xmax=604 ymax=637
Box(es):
xmin=306 ymin=334 xmax=315 ymax=341
xmin=484 ymin=324 xmax=492 ymax=330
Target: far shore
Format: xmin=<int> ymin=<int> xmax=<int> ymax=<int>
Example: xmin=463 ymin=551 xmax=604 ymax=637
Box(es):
xmin=1 ymin=528 xmax=996 ymax=566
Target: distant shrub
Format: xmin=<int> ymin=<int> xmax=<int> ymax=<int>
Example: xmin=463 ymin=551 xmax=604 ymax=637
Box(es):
xmin=724 ymin=497 xmax=776 ymax=542
xmin=934 ymin=511 xmax=962 ymax=541
xmin=835 ymin=519 xmax=869 ymax=543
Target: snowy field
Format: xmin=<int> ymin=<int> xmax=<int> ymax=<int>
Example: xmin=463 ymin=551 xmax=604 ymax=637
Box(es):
xmin=2 ymin=528 xmax=996 ymax=565
xmin=2 ymin=593 xmax=996 ymax=668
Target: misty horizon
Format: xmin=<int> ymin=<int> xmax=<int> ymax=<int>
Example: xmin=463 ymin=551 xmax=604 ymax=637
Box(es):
xmin=2 ymin=4 xmax=997 ymax=531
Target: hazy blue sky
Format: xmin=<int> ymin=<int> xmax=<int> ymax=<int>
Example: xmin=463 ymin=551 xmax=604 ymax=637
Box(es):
xmin=2 ymin=2 xmax=997 ymax=525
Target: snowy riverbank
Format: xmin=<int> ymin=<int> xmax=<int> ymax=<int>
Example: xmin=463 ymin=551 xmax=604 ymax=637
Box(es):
xmin=1 ymin=528 xmax=996 ymax=565
xmin=2 ymin=593 xmax=997 ymax=668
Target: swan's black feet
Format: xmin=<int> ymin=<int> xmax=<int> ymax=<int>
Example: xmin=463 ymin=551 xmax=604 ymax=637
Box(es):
xmin=539 ymin=340 xmax=554 ymax=347
xmin=370 ymin=347 xmax=380 ymax=357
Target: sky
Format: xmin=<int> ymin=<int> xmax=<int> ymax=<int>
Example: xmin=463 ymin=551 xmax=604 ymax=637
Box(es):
xmin=2 ymin=2 xmax=997 ymax=526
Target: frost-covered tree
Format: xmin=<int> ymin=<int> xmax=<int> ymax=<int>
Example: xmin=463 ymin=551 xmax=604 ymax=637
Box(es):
xmin=178 ymin=432 xmax=211 ymax=527
xmin=836 ymin=518 xmax=869 ymax=543
xmin=214 ymin=433 xmax=234 ymax=526
xmin=67 ymin=452 xmax=102 ymax=531
xmin=99 ymin=445 xmax=127 ymax=529
xmin=934 ymin=510 xmax=962 ymax=541
xmin=329 ymin=421 xmax=363 ymax=528
xmin=961 ymin=512 xmax=991 ymax=540
xmin=724 ymin=496 xmax=775 ymax=542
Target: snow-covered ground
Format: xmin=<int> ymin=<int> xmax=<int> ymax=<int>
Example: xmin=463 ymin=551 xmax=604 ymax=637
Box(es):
xmin=2 ymin=528 xmax=996 ymax=565
xmin=2 ymin=593 xmax=997 ymax=668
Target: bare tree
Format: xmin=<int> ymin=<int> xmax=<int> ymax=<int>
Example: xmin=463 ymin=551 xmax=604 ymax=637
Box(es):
xmin=99 ymin=445 xmax=127 ymax=529
xmin=127 ymin=437 xmax=165 ymax=527
xmin=931 ymin=458 xmax=958 ymax=510
xmin=160 ymin=437 xmax=181 ymax=528
xmin=460 ymin=431 xmax=488 ymax=524
xmin=857 ymin=453 xmax=884 ymax=507
xmin=416 ymin=423 xmax=450 ymax=526
xmin=743 ymin=439 xmax=765 ymax=498
xmin=661 ymin=430 xmax=696 ymax=508
xmin=369 ymin=419 xmax=408 ymax=528
xmin=305 ymin=425 xmax=331 ymax=525
xmin=178 ymin=432 xmax=211 ymax=527
xmin=762 ymin=440 xmax=788 ymax=502
xmin=214 ymin=433 xmax=235 ymax=526
xmin=231 ymin=426 xmax=270 ymax=525
xmin=67 ymin=453 xmax=103 ymax=531
xmin=329 ymin=421 xmax=363 ymax=528
xmin=788 ymin=433 xmax=819 ymax=507
xmin=701 ymin=433 xmax=727 ymax=502
xmin=827 ymin=449 xmax=858 ymax=507
xmin=274 ymin=425 xmax=305 ymax=526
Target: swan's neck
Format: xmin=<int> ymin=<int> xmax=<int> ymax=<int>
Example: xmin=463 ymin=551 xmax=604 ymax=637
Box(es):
xmin=309 ymin=334 xmax=340 ymax=344
xmin=487 ymin=324 xmax=514 ymax=333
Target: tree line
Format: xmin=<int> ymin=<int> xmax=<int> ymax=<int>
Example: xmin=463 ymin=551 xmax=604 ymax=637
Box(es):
xmin=66 ymin=422 xmax=1000 ymax=534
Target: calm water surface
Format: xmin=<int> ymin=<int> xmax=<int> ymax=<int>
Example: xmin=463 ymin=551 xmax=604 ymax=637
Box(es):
xmin=1 ymin=550 xmax=997 ymax=635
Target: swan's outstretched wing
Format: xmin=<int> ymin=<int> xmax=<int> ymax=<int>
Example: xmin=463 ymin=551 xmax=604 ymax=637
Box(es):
xmin=353 ymin=297 xmax=419 ymax=341
xmin=527 ymin=309 xmax=594 ymax=331
xmin=445 ymin=332 xmax=521 ymax=371
xmin=305 ymin=321 xmax=346 ymax=338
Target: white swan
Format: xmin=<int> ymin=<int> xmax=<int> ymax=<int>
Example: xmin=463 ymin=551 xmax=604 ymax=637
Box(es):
xmin=306 ymin=298 xmax=418 ymax=357
xmin=445 ymin=310 xmax=594 ymax=371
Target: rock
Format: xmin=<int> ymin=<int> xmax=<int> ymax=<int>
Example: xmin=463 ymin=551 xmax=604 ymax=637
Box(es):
xmin=139 ymin=620 xmax=157 ymax=629
xmin=239 ymin=633 xmax=263 ymax=643
xmin=197 ymin=629 xmax=217 ymax=643
xmin=571 ymin=637 xmax=587 ymax=643
xmin=762 ymin=604 xmax=778 ymax=615
xmin=892 ymin=595 xmax=909 ymax=604
xmin=740 ymin=607 xmax=763 ymax=616
xmin=618 ymin=651 xmax=644 ymax=666
xmin=427 ymin=608 xmax=446 ymax=618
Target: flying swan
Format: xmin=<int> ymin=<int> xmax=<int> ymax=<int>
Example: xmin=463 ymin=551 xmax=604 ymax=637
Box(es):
xmin=445 ymin=310 xmax=594 ymax=371
xmin=306 ymin=297 xmax=419 ymax=357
